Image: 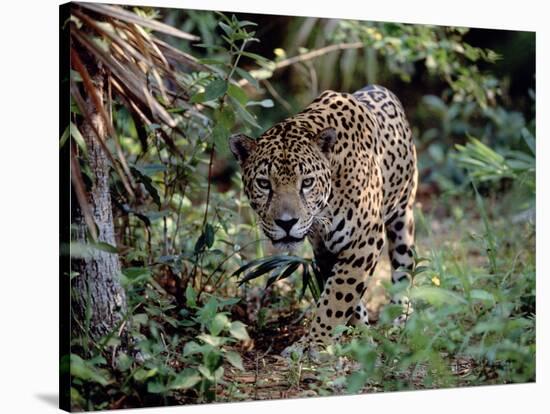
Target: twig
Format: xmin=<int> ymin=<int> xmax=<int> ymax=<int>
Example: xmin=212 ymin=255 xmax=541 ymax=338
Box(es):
xmin=261 ymin=79 xmax=292 ymax=112
xmin=202 ymin=144 xmax=216 ymax=230
xmin=238 ymin=42 xmax=364 ymax=87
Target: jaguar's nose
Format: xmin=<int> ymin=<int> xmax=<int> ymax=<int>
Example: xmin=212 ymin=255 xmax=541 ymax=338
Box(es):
xmin=274 ymin=217 xmax=299 ymax=234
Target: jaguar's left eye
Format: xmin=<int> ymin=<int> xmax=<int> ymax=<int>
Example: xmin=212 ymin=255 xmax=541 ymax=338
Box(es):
xmin=302 ymin=177 xmax=314 ymax=189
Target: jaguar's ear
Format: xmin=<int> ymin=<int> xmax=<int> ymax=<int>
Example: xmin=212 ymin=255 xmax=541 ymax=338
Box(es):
xmin=229 ymin=133 xmax=256 ymax=165
xmin=314 ymin=127 xmax=337 ymax=155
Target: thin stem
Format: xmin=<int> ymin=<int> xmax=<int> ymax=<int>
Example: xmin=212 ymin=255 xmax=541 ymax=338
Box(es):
xmin=238 ymin=42 xmax=364 ymax=87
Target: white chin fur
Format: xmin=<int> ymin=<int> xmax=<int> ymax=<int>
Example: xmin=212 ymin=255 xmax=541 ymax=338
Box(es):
xmin=271 ymin=241 xmax=303 ymax=253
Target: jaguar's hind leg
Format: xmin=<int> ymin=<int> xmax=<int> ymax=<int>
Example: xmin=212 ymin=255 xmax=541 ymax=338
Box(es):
xmin=386 ymin=205 xmax=415 ymax=324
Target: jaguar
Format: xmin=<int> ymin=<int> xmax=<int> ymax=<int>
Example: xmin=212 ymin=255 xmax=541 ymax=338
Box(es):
xmin=229 ymin=84 xmax=417 ymax=357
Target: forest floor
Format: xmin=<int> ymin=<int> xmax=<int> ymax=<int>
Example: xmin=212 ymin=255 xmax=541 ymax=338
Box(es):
xmin=215 ymin=204 xmax=492 ymax=402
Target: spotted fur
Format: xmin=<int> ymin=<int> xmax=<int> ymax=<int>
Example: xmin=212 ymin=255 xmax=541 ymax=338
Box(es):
xmin=230 ymin=84 xmax=418 ymax=353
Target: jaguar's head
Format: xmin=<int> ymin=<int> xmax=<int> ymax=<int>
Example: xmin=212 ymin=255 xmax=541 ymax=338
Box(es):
xmin=229 ymin=124 xmax=336 ymax=251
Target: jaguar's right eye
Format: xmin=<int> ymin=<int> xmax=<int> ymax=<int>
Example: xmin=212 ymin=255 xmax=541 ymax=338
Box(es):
xmin=256 ymin=178 xmax=271 ymax=190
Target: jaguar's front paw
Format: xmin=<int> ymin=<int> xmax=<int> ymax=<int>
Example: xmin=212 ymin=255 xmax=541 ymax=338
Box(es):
xmin=281 ymin=336 xmax=326 ymax=362
xmin=281 ymin=336 xmax=308 ymax=359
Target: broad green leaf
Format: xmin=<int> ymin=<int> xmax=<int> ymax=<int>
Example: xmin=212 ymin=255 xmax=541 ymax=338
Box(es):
xmin=469 ymin=289 xmax=495 ymax=305
xmin=225 ymin=351 xmax=244 ymax=370
xmin=133 ymin=367 xmax=158 ymax=382
xmin=229 ymin=321 xmax=250 ymax=340
xmin=214 ymin=106 xmax=235 ymax=130
xmin=198 ymin=333 xmax=226 ymax=347
xmin=209 ymin=313 xmax=230 ymax=336
xmin=122 ymin=267 xmax=150 ymax=279
xmin=190 ymin=92 xmax=205 ymax=103
xmin=116 ymin=353 xmax=132 ymax=371
xmin=212 ymin=123 xmax=230 ymax=152
xmin=183 ymin=341 xmax=211 ymax=356
xmin=133 ymin=313 xmax=148 ymax=326
xmin=170 ymin=368 xmax=201 ymax=389
xmin=346 ymin=371 xmax=367 ymax=394
xmin=204 ymin=78 xmax=227 ymax=101
xmin=70 ymin=354 xmax=110 ymax=386
xmin=409 ymin=286 xmax=467 ymax=306
xmin=227 ymin=83 xmax=248 ymax=105
xmin=147 ymin=381 xmax=167 ymax=393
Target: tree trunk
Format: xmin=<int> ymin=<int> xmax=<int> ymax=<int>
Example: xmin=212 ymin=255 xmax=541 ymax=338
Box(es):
xmin=71 ymin=67 xmax=128 ymax=354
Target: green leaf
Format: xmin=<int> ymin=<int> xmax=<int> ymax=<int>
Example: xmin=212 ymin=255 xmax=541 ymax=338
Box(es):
xmin=198 ymin=57 xmax=228 ymax=66
xmin=239 ymin=51 xmax=270 ymax=64
xmin=212 ymin=123 xmax=230 ymax=152
xmin=198 ymin=333 xmax=226 ymax=347
xmin=238 ymin=20 xmax=257 ymax=28
xmin=190 ymin=91 xmax=205 ymax=104
xmin=209 ymin=313 xmax=230 ymax=336
xmin=469 ymin=289 xmax=495 ymax=305
xmin=410 ymin=286 xmax=467 ymax=306
xmin=130 ymin=166 xmax=161 ymax=207
xmin=133 ymin=313 xmax=148 ymax=326
xmin=185 ymin=285 xmax=197 ymax=308
xmin=346 ymin=371 xmax=367 ymax=394
xmin=68 ymin=242 xmax=118 ymax=258
xmin=195 ymin=224 xmax=215 ymax=253
xmin=265 ymin=261 xmax=300 ymax=289
xmin=70 ymin=122 xmax=87 ymax=155
xmin=121 ymin=267 xmax=151 ymax=286
xmin=218 ymin=21 xmax=233 ymax=36
xmin=229 ymin=96 xmax=261 ymax=129
xmin=60 ymin=125 xmax=70 ymax=148
xmin=70 ymin=354 xmax=110 ymax=386
xmin=135 ymin=164 xmax=167 ymax=176
xmin=205 ymin=223 xmax=215 ymax=248
xmin=133 ymin=367 xmax=158 ymax=382
xmin=214 ymin=106 xmax=235 ymax=130
xmin=183 ymin=341 xmax=211 ymax=356
xmin=235 ymin=67 xmax=259 ymax=88
xmin=147 ymin=381 xmax=167 ymax=394
xmin=170 ymin=368 xmax=202 ymax=389
xmin=92 ymin=241 xmax=118 ymax=253
xmin=229 ymin=321 xmax=250 ymax=340
xmin=204 ymin=78 xmax=228 ymax=101
xmin=225 ymin=351 xmax=244 ymax=370
xmin=198 ymin=365 xmax=224 ymax=381
xmin=227 ymin=83 xmax=248 ymax=105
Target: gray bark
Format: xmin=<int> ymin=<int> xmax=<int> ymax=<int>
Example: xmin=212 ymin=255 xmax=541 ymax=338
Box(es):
xmin=71 ymin=68 xmax=128 ymax=351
